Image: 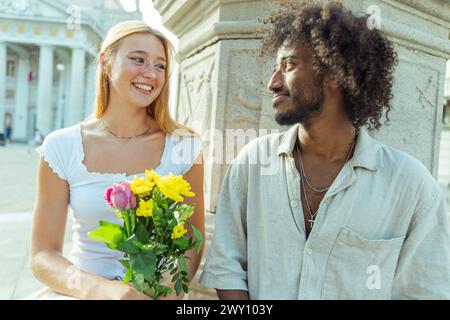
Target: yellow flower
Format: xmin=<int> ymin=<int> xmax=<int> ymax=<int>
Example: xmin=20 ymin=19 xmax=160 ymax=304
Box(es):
xmin=136 ymin=199 xmax=154 ymax=217
xmin=129 ymin=176 xmax=154 ymax=196
xmin=180 ymin=204 xmax=194 ymax=219
xmin=156 ymin=173 xmax=195 ymax=202
xmin=145 ymin=169 xmax=160 ymax=184
xmin=171 ymin=224 xmax=187 ymax=239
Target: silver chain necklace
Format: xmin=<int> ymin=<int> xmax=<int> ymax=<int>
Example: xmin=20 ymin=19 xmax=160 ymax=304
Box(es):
xmin=296 ymin=133 xmax=356 ymax=193
xmin=296 ymin=132 xmax=357 ymax=228
xmin=300 ymin=171 xmax=318 ymax=228
xmin=100 ymin=118 xmax=153 ymax=141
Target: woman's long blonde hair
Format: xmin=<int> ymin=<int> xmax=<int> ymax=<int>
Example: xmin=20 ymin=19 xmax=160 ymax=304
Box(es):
xmin=94 ymin=20 xmax=188 ymax=135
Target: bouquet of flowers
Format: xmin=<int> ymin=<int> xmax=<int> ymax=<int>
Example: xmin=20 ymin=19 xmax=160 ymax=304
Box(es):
xmin=88 ymin=169 xmax=202 ymax=299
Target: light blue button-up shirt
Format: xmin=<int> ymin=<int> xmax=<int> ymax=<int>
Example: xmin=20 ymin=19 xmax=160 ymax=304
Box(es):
xmin=200 ymin=124 xmax=450 ymax=299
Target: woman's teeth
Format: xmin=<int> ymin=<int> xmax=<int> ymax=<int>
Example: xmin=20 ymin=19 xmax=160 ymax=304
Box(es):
xmin=133 ymin=83 xmax=153 ymax=92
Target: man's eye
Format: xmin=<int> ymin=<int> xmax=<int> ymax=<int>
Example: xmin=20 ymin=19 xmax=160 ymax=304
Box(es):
xmin=284 ymin=60 xmax=295 ymax=69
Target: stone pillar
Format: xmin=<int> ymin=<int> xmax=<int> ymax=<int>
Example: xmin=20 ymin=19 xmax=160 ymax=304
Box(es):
xmin=36 ymin=45 xmax=54 ymax=136
xmin=155 ymin=0 xmax=273 ymax=215
xmin=55 ymin=64 xmax=66 ymax=129
xmin=13 ymin=57 xmax=30 ymax=142
xmin=341 ymin=0 xmax=450 ymax=178
xmin=67 ymin=48 xmax=85 ymax=126
xmin=155 ymin=0 xmax=450 ymax=207
xmin=0 ymin=42 xmax=6 ymax=138
xmin=83 ymin=59 xmax=96 ymax=119
xmin=154 ymin=0 xmax=273 ymax=300
xmin=63 ymin=60 xmax=72 ymax=127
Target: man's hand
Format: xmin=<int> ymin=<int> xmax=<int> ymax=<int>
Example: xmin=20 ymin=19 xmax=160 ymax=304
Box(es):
xmin=217 ymin=289 xmax=249 ymax=300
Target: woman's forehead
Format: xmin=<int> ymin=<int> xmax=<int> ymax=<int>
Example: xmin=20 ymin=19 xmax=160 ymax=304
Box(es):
xmin=118 ymin=33 xmax=165 ymax=56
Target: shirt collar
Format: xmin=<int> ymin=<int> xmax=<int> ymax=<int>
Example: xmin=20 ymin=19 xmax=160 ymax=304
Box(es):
xmin=277 ymin=124 xmax=382 ymax=171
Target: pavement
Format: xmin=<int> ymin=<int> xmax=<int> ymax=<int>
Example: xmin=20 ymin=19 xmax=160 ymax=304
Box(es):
xmin=1 ymin=134 xmax=450 ymax=300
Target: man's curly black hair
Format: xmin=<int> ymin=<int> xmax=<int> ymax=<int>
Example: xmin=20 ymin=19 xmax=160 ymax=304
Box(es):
xmin=260 ymin=0 xmax=398 ymax=130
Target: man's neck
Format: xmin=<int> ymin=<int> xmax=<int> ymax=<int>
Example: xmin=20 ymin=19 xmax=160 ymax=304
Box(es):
xmin=298 ymin=116 xmax=356 ymax=163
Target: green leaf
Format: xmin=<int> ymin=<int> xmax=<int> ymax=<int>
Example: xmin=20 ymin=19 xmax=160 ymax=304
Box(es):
xmin=135 ymin=223 xmax=149 ymax=244
xmin=192 ymin=225 xmax=203 ymax=254
xmin=119 ymin=259 xmax=130 ymax=269
xmin=173 ymin=237 xmax=189 ymax=248
xmin=175 ymin=279 xmax=182 ymax=295
xmin=179 ymin=255 xmax=188 ymax=274
xmin=130 ymin=250 xmax=156 ymax=282
xmin=106 ymin=243 xmax=118 ymax=250
xmin=171 ymin=273 xmax=180 ymax=282
xmin=155 ymin=244 xmax=169 ymax=255
xmin=123 ymin=268 xmax=133 ymax=284
xmin=88 ymin=225 xmax=123 ymax=245
xmin=99 ymin=220 xmax=122 ymax=230
xmin=182 ymin=284 xmax=189 ymax=293
xmin=133 ymin=274 xmax=145 ymax=292
xmin=170 ymin=267 xmax=178 ymax=275
xmin=152 ymin=207 xmax=165 ymax=232
xmin=117 ymin=238 xmax=141 ymax=255
xmin=158 ymin=285 xmax=172 ymax=297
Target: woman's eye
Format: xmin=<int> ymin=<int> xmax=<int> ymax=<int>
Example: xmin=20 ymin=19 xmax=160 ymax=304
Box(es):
xmin=155 ymin=64 xmax=166 ymax=71
xmin=130 ymin=57 xmax=144 ymax=63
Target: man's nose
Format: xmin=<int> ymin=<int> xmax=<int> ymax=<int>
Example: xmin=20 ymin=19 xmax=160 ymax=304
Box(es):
xmin=267 ymin=69 xmax=283 ymax=93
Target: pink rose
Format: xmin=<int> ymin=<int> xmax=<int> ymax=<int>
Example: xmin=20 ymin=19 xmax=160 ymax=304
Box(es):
xmin=104 ymin=182 xmax=136 ymax=210
xmin=104 ymin=187 xmax=114 ymax=207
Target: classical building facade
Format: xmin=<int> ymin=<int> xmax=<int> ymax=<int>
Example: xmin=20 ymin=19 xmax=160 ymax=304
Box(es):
xmin=0 ymin=0 xmax=139 ymax=142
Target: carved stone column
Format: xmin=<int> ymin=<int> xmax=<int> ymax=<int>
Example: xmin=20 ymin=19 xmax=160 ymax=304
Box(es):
xmin=156 ymin=0 xmax=450 ymax=201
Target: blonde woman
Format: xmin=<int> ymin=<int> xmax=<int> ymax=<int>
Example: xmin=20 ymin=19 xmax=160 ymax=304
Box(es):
xmin=30 ymin=21 xmax=205 ymax=300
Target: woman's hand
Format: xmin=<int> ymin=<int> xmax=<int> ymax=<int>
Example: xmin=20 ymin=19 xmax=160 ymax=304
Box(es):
xmin=105 ymin=280 xmax=152 ymax=300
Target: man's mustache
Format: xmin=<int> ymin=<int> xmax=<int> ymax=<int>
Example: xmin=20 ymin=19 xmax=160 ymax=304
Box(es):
xmin=272 ymin=88 xmax=290 ymax=96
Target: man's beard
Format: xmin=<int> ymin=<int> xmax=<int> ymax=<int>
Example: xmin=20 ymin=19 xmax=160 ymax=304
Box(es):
xmin=275 ymin=89 xmax=325 ymax=126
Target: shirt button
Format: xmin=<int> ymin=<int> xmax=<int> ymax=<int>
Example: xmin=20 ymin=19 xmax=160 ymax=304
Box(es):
xmin=306 ymin=248 xmax=313 ymax=255
xmin=291 ymin=201 xmax=297 ymax=207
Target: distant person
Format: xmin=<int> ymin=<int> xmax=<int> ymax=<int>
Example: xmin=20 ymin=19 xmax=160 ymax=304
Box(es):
xmin=33 ymin=129 xmax=44 ymax=147
xmin=5 ymin=115 xmax=12 ymax=144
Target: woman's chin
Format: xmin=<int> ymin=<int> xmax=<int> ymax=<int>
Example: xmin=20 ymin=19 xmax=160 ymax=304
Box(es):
xmin=129 ymin=95 xmax=156 ymax=109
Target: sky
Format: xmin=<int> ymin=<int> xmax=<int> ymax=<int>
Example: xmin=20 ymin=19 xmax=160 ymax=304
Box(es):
xmin=119 ymin=0 xmax=179 ymax=50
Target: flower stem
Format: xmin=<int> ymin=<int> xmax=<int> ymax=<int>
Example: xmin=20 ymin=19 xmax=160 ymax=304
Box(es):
xmin=124 ymin=209 xmax=132 ymax=238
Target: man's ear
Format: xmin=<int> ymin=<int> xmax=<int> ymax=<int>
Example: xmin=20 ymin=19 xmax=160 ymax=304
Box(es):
xmin=323 ymin=73 xmax=340 ymax=89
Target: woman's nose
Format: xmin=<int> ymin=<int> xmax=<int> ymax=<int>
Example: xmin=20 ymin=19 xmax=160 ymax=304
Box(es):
xmin=142 ymin=64 xmax=158 ymax=78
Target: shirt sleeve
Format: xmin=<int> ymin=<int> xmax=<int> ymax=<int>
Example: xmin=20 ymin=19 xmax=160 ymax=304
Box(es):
xmin=36 ymin=130 xmax=69 ymax=181
xmin=199 ymin=159 xmax=249 ymax=291
xmin=169 ymin=135 xmax=203 ymax=175
xmin=391 ymin=188 xmax=450 ymax=299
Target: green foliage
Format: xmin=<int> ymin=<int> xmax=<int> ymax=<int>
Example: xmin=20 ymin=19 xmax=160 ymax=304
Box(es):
xmin=90 ymin=179 xmax=203 ymax=299
xmin=88 ymin=224 xmax=122 ymax=246
xmin=130 ymin=250 xmax=156 ymax=282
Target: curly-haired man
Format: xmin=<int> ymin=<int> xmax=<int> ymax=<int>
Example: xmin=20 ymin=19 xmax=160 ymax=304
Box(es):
xmin=200 ymin=1 xmax=450 ymax=299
